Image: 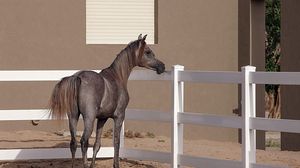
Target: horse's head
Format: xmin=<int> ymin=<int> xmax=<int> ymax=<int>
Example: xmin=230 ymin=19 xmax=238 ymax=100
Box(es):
xmin=135 ymin=34 xmax=165 ymax=74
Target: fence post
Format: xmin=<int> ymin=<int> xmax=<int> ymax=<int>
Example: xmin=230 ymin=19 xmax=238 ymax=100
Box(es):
xmin=120 ymin=122 xmax=125 ymax=148
xmin=172 ymin=65 xmax=184 ymax=168
xmin=241 ymin=66 xmax=256 ymax=168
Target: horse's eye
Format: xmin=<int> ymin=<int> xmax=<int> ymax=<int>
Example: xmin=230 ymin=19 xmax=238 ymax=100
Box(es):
xmin=145 ymin=51 xmax=151 ymax=55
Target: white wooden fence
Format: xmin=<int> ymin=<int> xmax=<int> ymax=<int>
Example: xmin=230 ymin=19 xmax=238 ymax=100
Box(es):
xmin=0 ymin=65 xmax=299 ymax=168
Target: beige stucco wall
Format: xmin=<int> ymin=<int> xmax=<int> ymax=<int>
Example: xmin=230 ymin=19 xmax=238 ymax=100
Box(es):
xmin=0 ymin=0 xmax=238 ymax=141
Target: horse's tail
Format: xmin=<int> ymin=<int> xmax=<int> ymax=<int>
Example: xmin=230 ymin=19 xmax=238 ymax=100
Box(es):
xmin=49 ymin=75 xmax=81 ymax=120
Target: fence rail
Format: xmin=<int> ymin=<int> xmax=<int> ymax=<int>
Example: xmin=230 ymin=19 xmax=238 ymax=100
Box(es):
xmin=179 ymin=71 xmax=243 ymax=84
xmin=178 ymin=112 xmax=242 ymax=128
xmin=250 ymin=71 xmax=300 ymax=85
xmin=250 ymin=117 xmax=300 ymax=133
xmin=0 ymin=70 xmax=171 ymax=81
xmin=0 ymin=147 xmax=114 ymax=160
xmin=0 ymin=66 xmax=298 ymax=168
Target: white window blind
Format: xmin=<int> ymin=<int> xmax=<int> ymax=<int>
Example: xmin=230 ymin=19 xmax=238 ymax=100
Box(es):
xmin=86 ymin=0 xmax=155 ymax=44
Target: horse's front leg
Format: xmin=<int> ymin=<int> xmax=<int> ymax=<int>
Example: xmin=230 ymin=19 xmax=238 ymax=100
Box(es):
xmin=113 ymin=115 xmax=124 ymax=168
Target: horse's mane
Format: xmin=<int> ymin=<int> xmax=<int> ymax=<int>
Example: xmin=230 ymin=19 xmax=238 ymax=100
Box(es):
xmin=126 ymin=39 xmax=141 ymax=51
xmin=110 ymin=39 xmax=142 ymax=68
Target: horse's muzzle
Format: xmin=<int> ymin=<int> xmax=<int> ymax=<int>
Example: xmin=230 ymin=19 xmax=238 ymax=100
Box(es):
xmin=155 ymin=62 xmax=165 ymax=74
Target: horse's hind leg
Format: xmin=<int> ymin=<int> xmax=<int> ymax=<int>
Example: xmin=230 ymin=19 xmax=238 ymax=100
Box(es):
xmin=90 ymin=118 xmax=107 ymax=168
xmin=80 ymin=116 xmax=95 ymax=168
xmin=68 ymin=113 xmax=79 ymax=168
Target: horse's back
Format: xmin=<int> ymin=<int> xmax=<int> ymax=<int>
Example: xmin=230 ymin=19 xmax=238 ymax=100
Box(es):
xmin=76 ymin=71 xmax=105 ymax=117
xmin=76 ymin=70 xmax=104 ymax=89
xmin=76 ymin=70 xmax=119 ymax=119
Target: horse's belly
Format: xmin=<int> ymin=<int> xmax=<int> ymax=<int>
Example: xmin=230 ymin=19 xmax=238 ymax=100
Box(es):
xmin=98 ymin=97 xmax=117 ymax=118
xmin=97 ymin=79 xmax=118 ymax=118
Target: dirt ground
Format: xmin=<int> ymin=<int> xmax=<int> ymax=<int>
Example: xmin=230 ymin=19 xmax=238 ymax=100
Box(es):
xmin=0 ymin=130 xmax=299 ymax=168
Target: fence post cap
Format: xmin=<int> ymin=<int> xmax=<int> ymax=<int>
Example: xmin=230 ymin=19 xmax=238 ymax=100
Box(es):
xmin=172 ymin=65 xmax=184 ymax=70
xmin=241 ymin=66 xmax=256 ymax=71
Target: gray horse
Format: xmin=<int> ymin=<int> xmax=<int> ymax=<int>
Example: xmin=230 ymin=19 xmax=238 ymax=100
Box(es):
xmin=49 ymin=34 xmax=165 ymax=168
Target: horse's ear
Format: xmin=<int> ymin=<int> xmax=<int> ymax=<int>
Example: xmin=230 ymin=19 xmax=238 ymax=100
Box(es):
xmin=138 ymin=34 xmax=143 ymax=40
xmin=138 ymin=34 xmax=146 ymax=59
xmin=142 ymin=34 xmax=147 ymax=41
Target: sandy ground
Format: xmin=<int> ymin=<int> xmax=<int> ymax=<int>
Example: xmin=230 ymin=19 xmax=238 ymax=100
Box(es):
xmin=0 ymin=130 xmax=299 ymax=168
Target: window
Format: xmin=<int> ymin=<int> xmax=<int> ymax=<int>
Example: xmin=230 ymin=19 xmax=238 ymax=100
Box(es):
xmin=86 ymin=0 xmax=156 ymax=44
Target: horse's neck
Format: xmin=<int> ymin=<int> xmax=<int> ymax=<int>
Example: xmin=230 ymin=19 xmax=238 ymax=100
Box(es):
xmin=109 ymin=50 xmax=135 ymax=86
